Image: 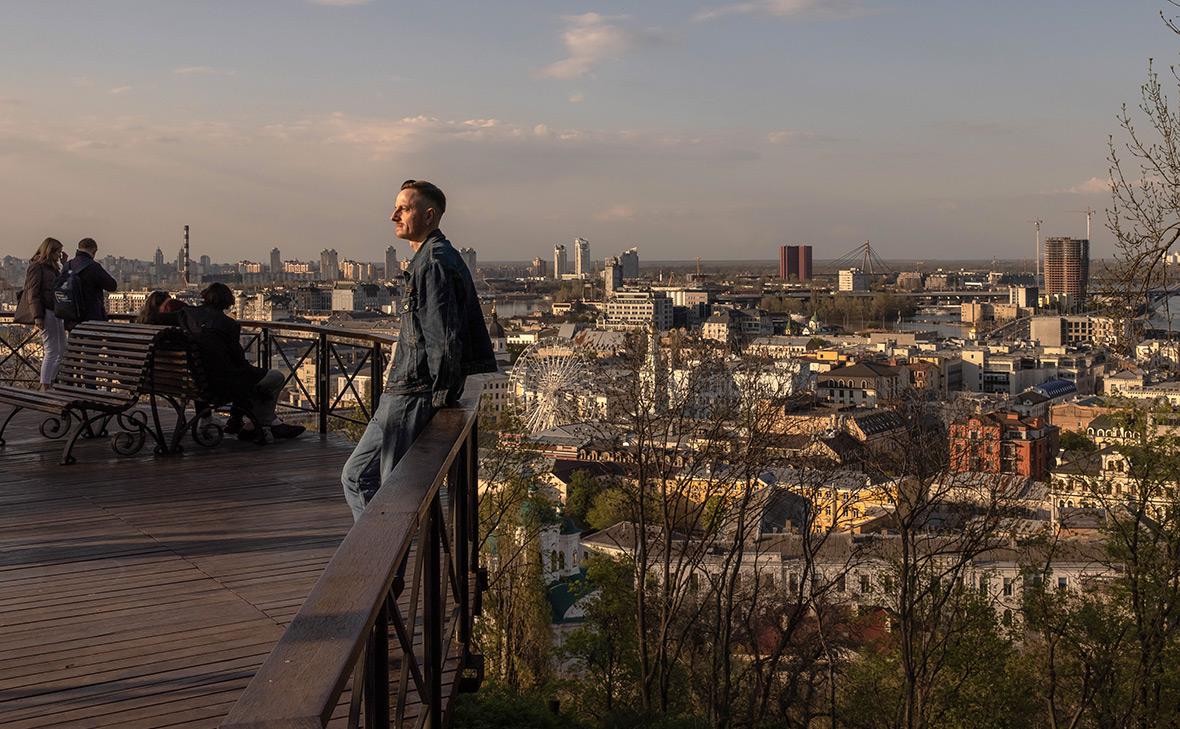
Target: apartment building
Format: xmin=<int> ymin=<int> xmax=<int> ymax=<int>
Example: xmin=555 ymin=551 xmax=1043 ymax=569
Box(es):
xmin=598 ymin=291 xmax=673 ymax=331
xmin=949 ymin=411 xmax=1058 ymax=481
xmin=816 ymin=361 xmax=904 ymax=406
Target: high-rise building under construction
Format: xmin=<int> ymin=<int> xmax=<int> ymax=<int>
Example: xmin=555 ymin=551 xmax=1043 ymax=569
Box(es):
xmin=553 ymin=244 xmax=568 ymax=279
xmin=1042 ymin=237 xmax=1089 ymax=300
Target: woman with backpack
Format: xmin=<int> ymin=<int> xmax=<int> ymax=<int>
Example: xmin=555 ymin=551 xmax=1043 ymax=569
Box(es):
xmin=13 ymin=237 xmax=68 ymax=389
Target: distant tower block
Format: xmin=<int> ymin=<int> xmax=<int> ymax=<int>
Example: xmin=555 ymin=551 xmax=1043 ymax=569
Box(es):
xmin=574 ymin=237 xmax=590 ymax=278
xmin=385 ymin=245 xmax=398 ymax=279
xmin=778 ymin=244 xmax=812 ymax=281
xmin=553 ymin=244 xmax=568 ymax=280
xmin=459 ymin=246 xmax=477 ymax=274
xmin=604 ymin=255 xmax=623 ymax=295
xmin=620 ymin=247 xmax=639 ymax=279
xmin=182 ymin=225 xmax=191 ymax=286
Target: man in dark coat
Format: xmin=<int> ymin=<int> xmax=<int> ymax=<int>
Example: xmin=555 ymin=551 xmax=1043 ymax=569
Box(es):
xmin=61 ymin=238 xmax=117 ymax=330
xmin=164 ymin=283 xmax=305 ymax=443
xmin=341 ymin=180 xmax=496 ymax=520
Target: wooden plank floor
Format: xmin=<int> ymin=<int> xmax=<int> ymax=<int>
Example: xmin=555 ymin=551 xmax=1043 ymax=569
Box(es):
xmin=0 ymin=408 xmax=360 ymax=728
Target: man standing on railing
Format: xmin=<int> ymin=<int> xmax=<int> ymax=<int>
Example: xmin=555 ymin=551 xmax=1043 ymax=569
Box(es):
xmin=341 ymin=180 xmax=496 ymax=521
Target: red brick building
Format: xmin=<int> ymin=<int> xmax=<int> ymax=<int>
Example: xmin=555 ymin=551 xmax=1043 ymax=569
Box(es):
xmin=949 ymin=411 xmax=1059 ymax=481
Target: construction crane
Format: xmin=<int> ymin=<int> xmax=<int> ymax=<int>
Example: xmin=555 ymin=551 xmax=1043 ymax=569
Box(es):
xmin=1067 ymin=207 xmax=1097 ymax=240
xmin=1027 ymin=218 xmax=1043 ymax=287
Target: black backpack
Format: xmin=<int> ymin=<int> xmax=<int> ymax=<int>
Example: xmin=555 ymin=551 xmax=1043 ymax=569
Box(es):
xmin=53 ymin=258 xmax=91 ymax=322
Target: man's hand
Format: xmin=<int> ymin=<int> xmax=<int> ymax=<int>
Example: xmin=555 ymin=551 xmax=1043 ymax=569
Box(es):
xmin=33 ymin=319 xmax=43 ymax=332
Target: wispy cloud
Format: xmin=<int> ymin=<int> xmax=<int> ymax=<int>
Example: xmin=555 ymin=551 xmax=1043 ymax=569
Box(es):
xmin=694 ymin=0 xmax=877 ymax=22
xmin=766 ymin=129 xmax=835 ymax=144
xmin=594 ymin=204 xmax=636 ymax=222
xmin=1058 ymin=176 xmax=1110 ymax=195
xmin=0 ymin=109 xmax=253 ymax=157
xmin=173 ymin=66 xmax=237 ymax=76
xmin=568 ymin=92 xmax=585 ymax=104
xmin=265 ymin=112 xmax=733 ymax=161
xmin=537 ymin=13 xmax=656 ymax=80
xmin=109 ymin=86 xmax=133 ymax=95
xmin=931 ymin=120 xmax=1019 ymax=136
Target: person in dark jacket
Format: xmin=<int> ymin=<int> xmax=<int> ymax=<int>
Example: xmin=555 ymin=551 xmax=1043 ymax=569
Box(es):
xmin=164 ymin=283 xmax=305 ymax=443
xmin=13 ymin=237 xmax=68 ymax=389
xmin=61 ymin=237 xmax=118 ymax=331
xmin=341 ymin=180 xmax=497 ymax=520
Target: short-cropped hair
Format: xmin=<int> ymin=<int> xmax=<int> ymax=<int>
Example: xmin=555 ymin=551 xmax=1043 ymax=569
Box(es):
xmin=77 ymin=238 xmax=98 ymax=253
xmin=201 ymin=282 xmax=235 ymax=310
xmin=400 ymin=179 xmax=446 ymax=215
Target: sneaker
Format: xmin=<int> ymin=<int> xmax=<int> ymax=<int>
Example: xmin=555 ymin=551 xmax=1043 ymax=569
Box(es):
xmin=225 ymin=415 xmax=243 ymax=434
xmin=270 ymin=423 xmax=306 ymax=440
xmin=237 ymin=426 xmax=272 ymax=444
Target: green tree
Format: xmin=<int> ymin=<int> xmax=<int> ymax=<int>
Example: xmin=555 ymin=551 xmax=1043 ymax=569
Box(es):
xmin=1021 ymin=541 xmax=1129 ymax=729
xmin=560 ymin=555 xmax=641 ymax=719
xmin=839 ymin=594 xmax=1037 ymax=729
xmin=587 ymin=488 xmax=630 ymax=531
xmin=476 ymin=410 xmax=560 ymax=690
xmin=566 ymin=470 xmax=606 ymax=528
xmin=1058 ymin=430 xmax=1097 ymax=455
xmin=453 ymin=685 xmax=580 ymax=729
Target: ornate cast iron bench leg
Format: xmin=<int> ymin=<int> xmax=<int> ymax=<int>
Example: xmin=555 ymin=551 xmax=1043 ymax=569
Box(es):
xmin=60 ymin=409 xmax=109 ymax=465
xmin=0 ymin=406 xmax=22 ymax=447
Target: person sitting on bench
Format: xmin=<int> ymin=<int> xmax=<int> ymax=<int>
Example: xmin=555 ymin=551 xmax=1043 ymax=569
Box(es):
xmin=161 ymin=283 xmax=304 ymax=443
xmin=135 ymin=290 xmax=185 ymax=325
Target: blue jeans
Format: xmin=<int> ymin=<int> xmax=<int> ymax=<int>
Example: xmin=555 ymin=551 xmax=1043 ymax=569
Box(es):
xmin=248 ymin=369 xmax=285 ymax=426
xmin=341 ymin=393 xmax=437 ymax=521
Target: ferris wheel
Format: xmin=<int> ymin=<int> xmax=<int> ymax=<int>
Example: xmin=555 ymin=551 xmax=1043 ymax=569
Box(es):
xmin=507 ymin=338 xmax=589 ymax=434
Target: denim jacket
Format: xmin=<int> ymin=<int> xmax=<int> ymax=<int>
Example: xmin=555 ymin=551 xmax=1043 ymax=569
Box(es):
xmin=386 ymin=230 xmax=497 ymax=405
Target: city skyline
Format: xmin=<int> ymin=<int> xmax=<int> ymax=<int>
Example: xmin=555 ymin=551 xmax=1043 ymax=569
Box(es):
xmin=0 ymin=1 xmax=1173 ymax=263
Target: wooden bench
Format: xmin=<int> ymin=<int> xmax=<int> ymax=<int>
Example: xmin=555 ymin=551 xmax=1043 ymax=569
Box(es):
xmin=141 ymin=336 xmax=231 ymax=453
xmin=142 ymin=329 xmax=282 ymax=452
xmin=0 ymin=321 xmax=185 ymax=465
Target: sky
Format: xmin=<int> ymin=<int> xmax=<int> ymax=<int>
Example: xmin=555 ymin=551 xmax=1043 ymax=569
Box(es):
xmin=0 ymin=0 xmax=1175 ymax=264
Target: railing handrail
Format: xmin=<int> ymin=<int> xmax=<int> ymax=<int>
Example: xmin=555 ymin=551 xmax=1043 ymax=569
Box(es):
xmin=0 ymin=311 xmax=401 ymax=346
xmin=236 ymin=319 xmax=400 ymax=347
xmin=1 ymin=313 xmax=400 ymax=428
xmin=220 ymin=388 xmax=482 ymax=729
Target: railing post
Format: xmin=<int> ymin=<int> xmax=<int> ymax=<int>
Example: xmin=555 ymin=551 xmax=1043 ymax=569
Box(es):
xmin=364 ymin=598 xmax=391 ymax=728
xmin=451 ymin=433 xmax=471 ymax=652
xmin=469 ymin=420 xmax=479 ymax=554
xmin=317 ymin=331 xmax=329 ymax=433
xmin=423 ymin=494 xmax=443 ymax=728
xmin=261 ymin=327 xmax=272 ymax=370
xmin=370 ymin=341 xmax=383 ymax=418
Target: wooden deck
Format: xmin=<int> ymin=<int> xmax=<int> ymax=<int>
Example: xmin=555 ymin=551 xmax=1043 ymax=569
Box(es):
xmin=0 ymin=409 xmax=357 ymax=728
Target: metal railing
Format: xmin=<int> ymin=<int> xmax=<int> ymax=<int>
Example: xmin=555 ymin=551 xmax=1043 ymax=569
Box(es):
xmin=236 ymin=320 xmax=395 ymax=431
xmin=221 ymin=390 xmax=484 ymax=729
xmin=0 ymin=313 xmax=396 ymax=432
